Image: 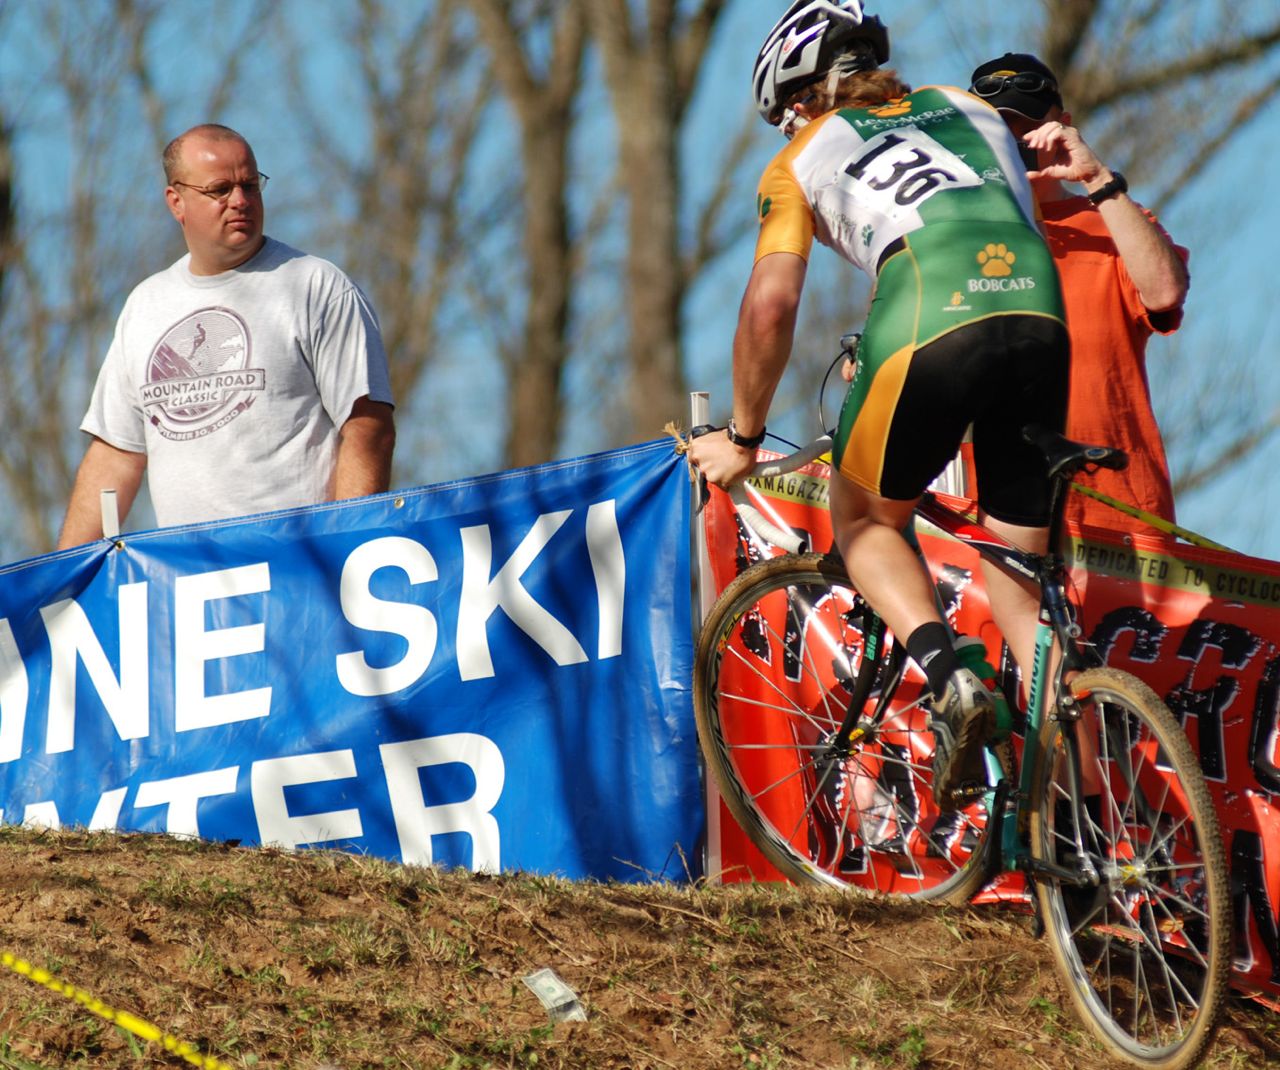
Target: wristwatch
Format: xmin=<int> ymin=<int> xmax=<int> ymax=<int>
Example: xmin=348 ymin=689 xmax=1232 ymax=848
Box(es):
xmin=726 ymin=418 xmax=766 ymax=449
xmin=1087 ymin=171 xmax=1128 ymax=205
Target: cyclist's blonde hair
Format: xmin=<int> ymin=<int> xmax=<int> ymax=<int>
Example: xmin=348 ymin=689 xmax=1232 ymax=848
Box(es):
xmin=790 ymin=67 xmax=912 ymax=115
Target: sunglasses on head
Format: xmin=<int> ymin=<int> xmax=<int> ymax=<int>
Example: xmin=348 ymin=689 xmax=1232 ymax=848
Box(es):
xmin=970 ymin=73 xmax=1058 ymax=97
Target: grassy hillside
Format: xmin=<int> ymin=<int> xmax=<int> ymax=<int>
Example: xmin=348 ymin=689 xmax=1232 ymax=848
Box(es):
xmin=0 ymin=827 xmax=1275 ymax=1069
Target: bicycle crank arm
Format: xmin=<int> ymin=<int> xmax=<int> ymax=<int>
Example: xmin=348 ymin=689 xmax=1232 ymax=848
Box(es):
xmin=1017 ymin=856 xmax=1100 ymax=888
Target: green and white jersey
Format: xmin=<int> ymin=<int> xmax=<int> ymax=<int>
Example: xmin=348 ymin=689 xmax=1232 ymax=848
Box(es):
xmin=757 ymin=85 xmax=1040 ymax=268
xmin=755 ymin=86 xmax=1063 ymax=337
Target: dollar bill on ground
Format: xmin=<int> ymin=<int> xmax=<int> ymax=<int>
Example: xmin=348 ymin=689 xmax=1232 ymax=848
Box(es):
xmin=522 ymin=967 xmax=588 ymax=1023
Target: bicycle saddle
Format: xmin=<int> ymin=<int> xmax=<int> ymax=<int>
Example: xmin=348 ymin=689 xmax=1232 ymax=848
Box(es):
xmin=1022 ymin=425 xmax=1128 ymax=480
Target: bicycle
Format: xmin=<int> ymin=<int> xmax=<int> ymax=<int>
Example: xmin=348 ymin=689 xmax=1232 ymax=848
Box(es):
xmin=691 ymin=418 xmax=1231 ymax=1069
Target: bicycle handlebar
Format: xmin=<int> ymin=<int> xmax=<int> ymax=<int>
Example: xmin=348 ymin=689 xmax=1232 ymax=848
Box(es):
xmin=728 ymin=434 xmax=833 ymax=556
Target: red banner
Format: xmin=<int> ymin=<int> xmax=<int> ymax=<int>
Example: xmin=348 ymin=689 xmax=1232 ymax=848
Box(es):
xmin=702 ymin=458 xmax=1280 ymax=1000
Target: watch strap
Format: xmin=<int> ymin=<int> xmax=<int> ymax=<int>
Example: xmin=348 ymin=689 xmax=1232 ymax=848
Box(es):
xmin=1087 ymin=171 xmax=1128 ymax=205
xmin=726 ymin=418 xmax=766 ymax=449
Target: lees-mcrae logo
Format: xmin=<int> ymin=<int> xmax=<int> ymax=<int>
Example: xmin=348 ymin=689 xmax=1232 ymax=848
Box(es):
xmin=866 ymin=98 xmax=912 ymax=118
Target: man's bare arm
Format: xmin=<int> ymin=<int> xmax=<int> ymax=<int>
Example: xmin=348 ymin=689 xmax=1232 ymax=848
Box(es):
xmin=57 ymin=438 xmax=147 ymax=549
xmin=687 ymin=252 xmax=807 ymax=489
xmin=1026 ymin=120 xmax=1188 ymax=311
xmin=333 ymin=395 xmax=397 ymax=500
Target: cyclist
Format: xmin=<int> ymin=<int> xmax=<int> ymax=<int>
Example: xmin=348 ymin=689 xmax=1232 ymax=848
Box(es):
xmin=688 ymin=0 xmax=1070 ymax=808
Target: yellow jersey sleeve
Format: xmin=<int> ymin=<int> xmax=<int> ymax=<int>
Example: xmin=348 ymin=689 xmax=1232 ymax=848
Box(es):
xmin=754 ymin=156 xmax=815 ymax=263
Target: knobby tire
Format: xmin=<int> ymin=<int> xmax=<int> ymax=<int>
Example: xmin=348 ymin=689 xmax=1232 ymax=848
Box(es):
xmin=1030 ymin=667 xmax=1230 ymax=1070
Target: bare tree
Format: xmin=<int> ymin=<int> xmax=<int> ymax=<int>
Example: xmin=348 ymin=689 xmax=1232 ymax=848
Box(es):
xmin=466 ymin=0 xmax=588 ymax=468
xmin=274 ymin=0 xmax=497 ymax=484
xmin=586 ymin=0 xmax=731 ymax=440
xmin=0 ymin=106 xmax=12 ymax=315
xmin=4 ymin=0 xmax=1277 ymax=563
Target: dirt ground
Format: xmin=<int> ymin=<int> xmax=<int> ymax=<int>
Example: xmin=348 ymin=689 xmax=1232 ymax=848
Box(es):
xmin=0 ymin=826 xmax=1275 ymax=1069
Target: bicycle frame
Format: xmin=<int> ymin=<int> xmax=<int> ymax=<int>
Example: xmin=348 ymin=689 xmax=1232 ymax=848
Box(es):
xmin=718 ymin=424 xmax=1131 ymax=885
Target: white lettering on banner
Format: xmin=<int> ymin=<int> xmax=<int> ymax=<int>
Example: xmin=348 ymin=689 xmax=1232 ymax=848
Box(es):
xmin=41 ymin=582 xmax=149 ymax=754
xmin=457 ymin=510 xmax=589 ymax=681
xmin=10 ymin=785 xmax=134 ymax=832
xmin=380 ymin=733 xmax=504 ymax=872
xmin=133 ymin=766 xmax=239 ymax=838
xmin=586 ymin=501 xmax=625 ymax=660
xmin=3 ymin=497 xmax=628 ymax=765
xmin=251 ymin=749 xmax=364 ymax=849
xmin=0 ymin=618 xmax=30 ymax=763
xmin=335 ymin=537 xmax=439 ymax=697
xmin=22 ymin=801 xmax=59 ymax=828
xmin=89 ymin=787 xmax=128 ymax=830
xmin=28 ymin=789 xmax=128 ymax=831
xmin=174 ymin=564 xmax=272 ymax=731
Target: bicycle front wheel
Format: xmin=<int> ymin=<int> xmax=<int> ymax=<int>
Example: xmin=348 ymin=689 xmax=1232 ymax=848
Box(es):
xmin=694 ymin=552 xmax=997 ymax=902
xmin=1030 ymin=667 xmax=1230 ymax=1070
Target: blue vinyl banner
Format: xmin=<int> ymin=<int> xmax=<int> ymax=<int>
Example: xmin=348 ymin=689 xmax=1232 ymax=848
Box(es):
xmin=0 ymin=440 xmax=700 ymax=881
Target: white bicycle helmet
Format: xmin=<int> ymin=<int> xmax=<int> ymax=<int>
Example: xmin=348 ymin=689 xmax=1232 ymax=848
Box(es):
xmin=753 ymin=1 xmax=890 ymax=125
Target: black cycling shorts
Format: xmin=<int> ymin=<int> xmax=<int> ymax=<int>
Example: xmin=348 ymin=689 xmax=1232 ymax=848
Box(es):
xmin=835 ymin=314 xmax=1069 ymax=526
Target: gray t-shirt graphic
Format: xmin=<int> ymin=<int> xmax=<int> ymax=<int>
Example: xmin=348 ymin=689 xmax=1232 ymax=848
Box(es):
xmin=82 ymin=238 xmax=393 ymax=526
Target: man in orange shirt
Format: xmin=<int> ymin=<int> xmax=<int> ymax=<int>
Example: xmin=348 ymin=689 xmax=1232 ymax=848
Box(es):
xmin=969 ymin=54 xmax=1190 ymax=538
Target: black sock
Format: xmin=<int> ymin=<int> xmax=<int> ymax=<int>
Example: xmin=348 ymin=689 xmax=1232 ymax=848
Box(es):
xmin=905 ymin=623 xmax=960 ymax=696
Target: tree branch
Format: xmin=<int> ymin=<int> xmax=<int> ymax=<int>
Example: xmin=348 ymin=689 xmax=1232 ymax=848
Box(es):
xmin=1149 ymin=68 xmax=1280 ymax=212
xmin=1173 ymin=411 xmax=1280 ymax=498
xmin=1076 ymin=20 xmax=1280 ymax=112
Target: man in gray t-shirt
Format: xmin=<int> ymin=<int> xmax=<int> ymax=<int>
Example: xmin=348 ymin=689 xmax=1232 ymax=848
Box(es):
xmin=57 ymin=123 xmax=396 ymax=546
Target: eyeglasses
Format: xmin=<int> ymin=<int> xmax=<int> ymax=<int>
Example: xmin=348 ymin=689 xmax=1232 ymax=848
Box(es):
xmin=171 ymin=173 xmax=270 ymax=203
xmin=970 ymin=73 xmax=1058 ymax=98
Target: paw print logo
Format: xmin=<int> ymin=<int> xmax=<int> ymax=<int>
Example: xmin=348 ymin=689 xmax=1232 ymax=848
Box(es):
xmin=977 ymin=243 xmax=1016 ymax=277
xmin=867 ymin=98 xmax=912 ymax=118
xmin=950 ymin=291 xmax=964 ymax=307
xmin=861 ymin=224 xmax=874 ymax=246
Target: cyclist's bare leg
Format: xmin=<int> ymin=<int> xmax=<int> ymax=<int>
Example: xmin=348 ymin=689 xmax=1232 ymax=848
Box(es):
xmin=829 ymin=471 xmax=940 ymax=639
xmin=834 ymin=473 xmax=999 ymax=804
xmin=980 ymin=513 xmax=1101 ymax=793
xmin=976 ymin=513 xmax=1048 ymax=696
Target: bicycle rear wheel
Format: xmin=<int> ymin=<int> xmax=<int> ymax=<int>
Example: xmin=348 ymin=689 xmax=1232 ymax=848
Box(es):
xmin=694 ymin=552 xmax=998 ymax=902
xmin=1030 ymin=667 xmax=1230 ymax=1070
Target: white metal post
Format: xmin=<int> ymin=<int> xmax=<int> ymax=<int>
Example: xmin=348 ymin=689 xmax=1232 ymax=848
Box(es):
xmin=100 ymin=489 xmax=120 ymax=540
xmin=689 ymin=391 xmax=723 ymax=883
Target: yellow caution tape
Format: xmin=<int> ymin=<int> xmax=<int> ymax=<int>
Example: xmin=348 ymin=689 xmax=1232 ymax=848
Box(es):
xmin=1069 ymin=481 xmax=1235 ymax=553
xmin=1 ymin=950 xmax=234 ymax=1070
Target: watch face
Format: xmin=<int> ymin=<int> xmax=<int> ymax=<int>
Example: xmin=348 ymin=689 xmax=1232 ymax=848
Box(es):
xmin=728 ymin=419 xmax=759 ymax=446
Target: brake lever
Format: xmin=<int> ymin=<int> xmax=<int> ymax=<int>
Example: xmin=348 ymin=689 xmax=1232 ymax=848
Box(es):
xmin=687 ymin=424 xmax=720 ymax=515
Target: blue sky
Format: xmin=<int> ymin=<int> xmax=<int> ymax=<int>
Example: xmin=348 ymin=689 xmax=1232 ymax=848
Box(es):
xmin=1 ymin=0 xmax=1277 ymax=563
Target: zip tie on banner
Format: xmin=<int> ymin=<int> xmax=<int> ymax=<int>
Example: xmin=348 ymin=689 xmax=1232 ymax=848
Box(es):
xmin=1068 ymin=482 xmax=1236 ymax=553
xmin=1 ymin=950 xmax=234 ymax=1070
